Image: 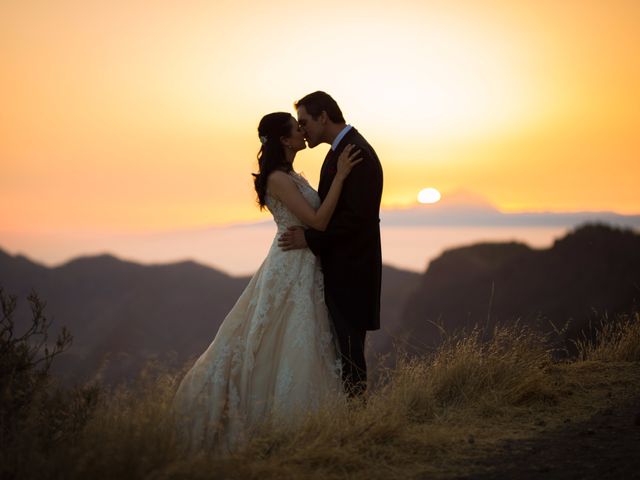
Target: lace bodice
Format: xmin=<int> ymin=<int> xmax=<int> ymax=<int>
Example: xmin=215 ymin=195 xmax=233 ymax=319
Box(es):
xmin=265 ymin=172 xmax=320 ymax=233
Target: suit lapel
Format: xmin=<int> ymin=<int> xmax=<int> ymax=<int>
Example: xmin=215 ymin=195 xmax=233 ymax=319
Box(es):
xmin=317 ymin=128 xmax=359 ymax=200
xmin=318 ymin=149 xmax=334 ymax=200
xmin=319 ymin=148 xmax=333 ymax=180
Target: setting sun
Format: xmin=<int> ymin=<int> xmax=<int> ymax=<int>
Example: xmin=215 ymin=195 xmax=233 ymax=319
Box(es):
xmin=417 ymin=188 xmax=442 ymax=205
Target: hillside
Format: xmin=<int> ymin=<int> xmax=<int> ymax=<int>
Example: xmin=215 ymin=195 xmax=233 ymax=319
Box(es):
xmin=398 ymin=224 xmax=640 ymax=355
xmin=0 ymin=250 xmax=251 ymax=382
xmin=3 ymin=313 xmax=639 ymax=479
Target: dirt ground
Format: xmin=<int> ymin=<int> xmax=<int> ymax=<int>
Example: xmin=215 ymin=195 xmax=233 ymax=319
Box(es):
xmin=462 ymin=395 xmax=640 ymax=479
xmin=437 ymin=361 xmax=640 ymax=480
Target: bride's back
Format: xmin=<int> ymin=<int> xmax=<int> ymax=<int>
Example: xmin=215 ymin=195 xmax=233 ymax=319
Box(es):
xmin=266 ymin=172 xmax=320 ymax=232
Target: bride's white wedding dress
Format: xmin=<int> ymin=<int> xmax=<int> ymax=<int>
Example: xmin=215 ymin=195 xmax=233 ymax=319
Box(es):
xmin=172 ymin=172 xmax=343 ymax=452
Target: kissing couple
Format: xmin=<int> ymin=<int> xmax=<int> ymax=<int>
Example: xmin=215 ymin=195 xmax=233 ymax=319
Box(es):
xmin=173 ymin=91 xmax=384 ymax=452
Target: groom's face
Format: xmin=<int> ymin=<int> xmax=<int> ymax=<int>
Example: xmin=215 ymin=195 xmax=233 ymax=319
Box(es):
xmin=297 ymin=105 xmax=323 ymax=149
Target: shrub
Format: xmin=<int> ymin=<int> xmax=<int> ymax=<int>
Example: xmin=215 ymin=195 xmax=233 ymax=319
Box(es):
xmin=0 ymin=288 xmax=98 ymax=478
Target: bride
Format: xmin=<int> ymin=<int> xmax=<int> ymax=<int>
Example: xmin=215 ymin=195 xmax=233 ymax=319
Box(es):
xmin=172 ymin=111 xmax=362 ymax=452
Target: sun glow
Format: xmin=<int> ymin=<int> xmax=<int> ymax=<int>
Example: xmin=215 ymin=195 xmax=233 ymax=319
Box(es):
xmin=1 ymin=1 xmax=639 ymax=234
xmin=417 ymin=188 xmax=442 ymax=204
xmin=305 ymin=17 xmax=548 ymax=143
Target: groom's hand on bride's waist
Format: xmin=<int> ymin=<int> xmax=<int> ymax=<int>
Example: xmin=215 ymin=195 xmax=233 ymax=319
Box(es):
xmin=278 ymin=226 xmax=307 ymax=251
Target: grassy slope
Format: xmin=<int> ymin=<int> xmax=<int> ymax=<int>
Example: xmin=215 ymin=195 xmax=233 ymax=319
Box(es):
xmin=4 ymin=317 xmax=640 ymax=480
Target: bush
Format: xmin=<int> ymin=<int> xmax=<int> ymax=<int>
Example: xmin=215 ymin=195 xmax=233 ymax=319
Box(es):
xmin=0 ymin=288 xmax=99 ymax=478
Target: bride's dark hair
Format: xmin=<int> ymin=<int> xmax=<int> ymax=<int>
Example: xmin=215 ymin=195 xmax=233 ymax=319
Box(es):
xmin=253 ymin=112 xmax=294 ymax=209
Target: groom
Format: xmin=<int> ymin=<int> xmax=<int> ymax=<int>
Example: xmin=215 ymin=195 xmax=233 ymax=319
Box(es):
xmin=278 ymin=91 xmax=383 ymax=396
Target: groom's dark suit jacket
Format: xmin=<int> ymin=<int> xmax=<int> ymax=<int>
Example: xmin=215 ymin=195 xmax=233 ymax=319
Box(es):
xmin=304 ymin=127 xmax=383 ymax=331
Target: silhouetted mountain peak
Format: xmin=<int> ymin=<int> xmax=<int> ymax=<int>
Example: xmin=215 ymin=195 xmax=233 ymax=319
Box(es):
xmin=147 ymin=259 xmax=240 ymax=282
xmin=61 ymin=253 xmax=123 ymax=265
xmin=0 ymin=248 xmax=35 ymax=266
xmin=0 ymin=249 xmax=48 ymax=279
xmin=436 ymin=190 xmax=498 ymax=211
xmin=553 ymin=223 xmax=637 ymax=250
xmin=426 ymin=242 xmax=532 ymax=282
xmin=55 ymin=253 xmax=141 ymax=272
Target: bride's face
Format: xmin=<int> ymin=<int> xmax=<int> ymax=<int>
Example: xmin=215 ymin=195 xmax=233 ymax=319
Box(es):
xmin=283 ymin=116 xmax=307 ymax=152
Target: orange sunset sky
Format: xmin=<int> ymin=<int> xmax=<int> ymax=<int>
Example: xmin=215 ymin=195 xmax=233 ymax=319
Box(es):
xmin=1 ymin=0 xmax=639 ymax=235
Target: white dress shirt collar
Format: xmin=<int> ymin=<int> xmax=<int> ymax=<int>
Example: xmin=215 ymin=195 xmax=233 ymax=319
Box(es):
xmin=331 ymin=124 xmax=353 ymax=151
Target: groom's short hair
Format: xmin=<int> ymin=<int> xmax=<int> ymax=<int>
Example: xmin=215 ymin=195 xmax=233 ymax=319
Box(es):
xmin=295 ymin=91 xmax=345 ymax=124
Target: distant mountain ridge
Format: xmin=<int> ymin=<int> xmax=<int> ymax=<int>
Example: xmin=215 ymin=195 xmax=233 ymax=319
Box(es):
xmin=381 ymin=191 xmax=640 ymax=227
xmin=0 ymin=249 xmax=420 ymax=383
xmin=2 ymin=202 xmax=639 ymax=277
xmin=381 ymin=205 xmax=640 ymax=227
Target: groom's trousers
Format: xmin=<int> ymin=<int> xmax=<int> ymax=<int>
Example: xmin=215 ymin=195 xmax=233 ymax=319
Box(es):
xmin=330 ymin=315 xmax=367 ymax=397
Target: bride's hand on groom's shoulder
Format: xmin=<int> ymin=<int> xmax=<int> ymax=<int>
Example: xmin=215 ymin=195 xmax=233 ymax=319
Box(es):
xmin=278 ymin=226 xmax=307 ymax=251
xmin=336 ymin=144 xmax=363 ymax=181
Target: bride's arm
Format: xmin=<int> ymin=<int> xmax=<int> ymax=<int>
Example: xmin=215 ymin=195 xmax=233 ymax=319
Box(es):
xmin=267 ymin=145 xmax=361 ymax=232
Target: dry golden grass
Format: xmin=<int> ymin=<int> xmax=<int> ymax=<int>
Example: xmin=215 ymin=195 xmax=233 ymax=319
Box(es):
xmin=4 ymin=316 xmax=640 ymax=480
xmin=573 ymin=312 xmax=640 ymax=362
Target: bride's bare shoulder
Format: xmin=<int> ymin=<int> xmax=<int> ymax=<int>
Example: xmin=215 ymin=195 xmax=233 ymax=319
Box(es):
xmin=265 ymin=170 xmax=296 ymax=202
xmin=266 ymin=170 xmax=295 ymax=189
